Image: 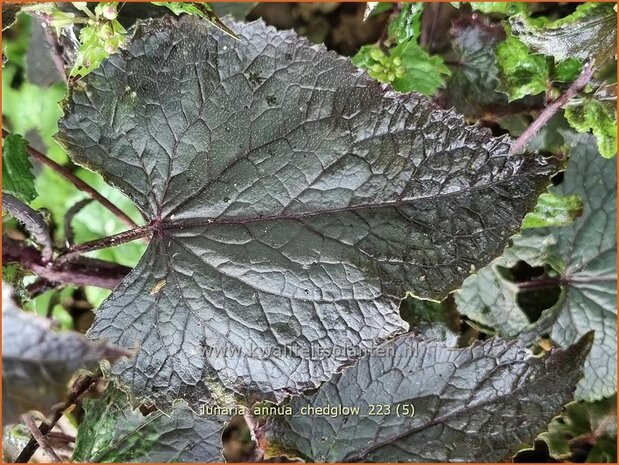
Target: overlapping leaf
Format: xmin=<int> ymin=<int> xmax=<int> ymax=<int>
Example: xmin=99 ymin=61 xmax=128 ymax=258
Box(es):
xmin=456 ymin=133 xmax=617 ymax=400
xmin=1 ymin=284 xmax=124 ymax=426
xmin=510 ymin=3 xmax=617 ymax=66
xmin=437 ymin=16 xmax=508 ymax=119
xmin=73 ymin=385 xmax=226 ymax=462
xmin=57 ymin=16 xmax=554 ymax=405
xmin=259 ymin=333 xmax=592 ymax=462
xmin=2 ymin=133 xmax=37 ymax=203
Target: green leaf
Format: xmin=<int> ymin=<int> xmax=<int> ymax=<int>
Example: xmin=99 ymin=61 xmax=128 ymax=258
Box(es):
xmin=522 ymin=192 xmax=583 ymax=229
xmin=151 ymin=2 xmax=239 ymax=39
xmin=2 ymin=66 xmax=68 ymax=163
xmin=57 ymin=16 xmax=555 ymax=406
xmin=1 ymin=284 xmax=124 ymax=426
xmin=363 ymin=2 xmax=392 ymax=21
xmin=73 ymin=385 xmax=226 ymax=462
xmin=510 ymin=3 xmax=617 ymax=66
xmin=352 ymin=3 xmax=448 ymax=97
xmin=3 ymin=13 xmax=31 ymax=66
xmin=2 ymin=133 xmax=37 ymax=203
xmin=565 ymin=97 xmax=617 ymax=159
xmin=353 ymin=40 xmax=450 ymax=97
xmin=456 ymin=132 xmax=617 ymax=400
xmin=469 ymin=2 xmax=527 ymax=15
xmin=553 ymin=57 xmax=583 ymax=83
xmin=496 ymin=31 xmax=549 ymax=101
xmin=539 ymin=395 xmax=617 ymax=462
xmin=390 ymin=39 xmax=451 ymax=96
xmin=388 ymin=2 xmax=423 ymax=43
xmin=258 ymin=333 xmax=592 ymax=462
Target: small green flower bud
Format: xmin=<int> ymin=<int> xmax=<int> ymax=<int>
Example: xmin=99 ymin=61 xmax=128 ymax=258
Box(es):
xmin=370 ymin=63 xmax=384 ymax=73
xmin=101 ymin=3 xmax=117 ymax=20
xmin=369 ymin=48 xmax=383 ymax=62
xmin=99 ymin=24 xmax=113 ymax=39
xmin=104 ymin=38 xmax=119 ymax=54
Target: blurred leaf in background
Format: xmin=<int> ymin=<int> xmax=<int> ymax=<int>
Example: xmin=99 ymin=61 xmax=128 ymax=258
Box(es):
xmin=2 ymin=285 xmax=125 ymax=426
xmin=2 ymin=133 xmax=37 ymax=203
xmin=353 ymin=3 xmax=450 ymax=96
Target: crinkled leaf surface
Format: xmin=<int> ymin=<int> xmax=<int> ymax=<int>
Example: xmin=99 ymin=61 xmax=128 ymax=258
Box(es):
xmin=73 ymin=385 xmax=226 ymax=463
xmin=2 ymin=133 xmax=37 ymax=203
xmin=57 ymin=16 xmax=554 ymax=405
xmin=510 ymin=3 xmax=617 ymax=66
xmin=496 ymin=32 xmax=549 ymax=102
xmin=1 ymin=284 xmax=124 ymax=426
xmin=259 ymin=333 xmax=592 ymax=462
xmin=456 ymin=133 xmax=617 ymax=400
xmin=565 ymin=96 xmax=617 ymax=159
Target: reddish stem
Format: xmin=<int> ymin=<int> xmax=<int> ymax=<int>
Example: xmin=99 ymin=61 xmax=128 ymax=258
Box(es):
xmin=2 ymin=128 xmax=140 ymax=228
xmin=15 ymin=374 xmax=99 ymax=463
xmin=55 ymin=224 xmax=153 ymax=264
xmin=3 ymin=236 xmax=131 ymax=289
xmin=510 ymin=61 xmax=595 ymax=155
xmin=516 ymin=276 xmax=563 ymax=292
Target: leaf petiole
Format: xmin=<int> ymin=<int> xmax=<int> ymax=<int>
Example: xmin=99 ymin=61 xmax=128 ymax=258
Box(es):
xmin=56 ymin=224 xmax=153 ymax=265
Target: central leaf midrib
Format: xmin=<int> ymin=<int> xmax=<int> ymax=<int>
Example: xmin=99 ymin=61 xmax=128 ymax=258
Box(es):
xmin=156 ymin=162 xmax=551 ymax=232
xmin=341 ymin=355 xmax=560 ymax=462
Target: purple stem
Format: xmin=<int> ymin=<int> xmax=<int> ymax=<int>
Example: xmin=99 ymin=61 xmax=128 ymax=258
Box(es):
xmin=3 ymin=236 xmax=131 ymax=289
xmin=510 ymin=60 xmax=595 ymax=155
xmin=2 ymin=193 xmax=53 ymax=262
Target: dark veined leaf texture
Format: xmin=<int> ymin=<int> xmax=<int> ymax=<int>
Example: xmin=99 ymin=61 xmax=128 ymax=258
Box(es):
xmin=259 ymin=332 xmax=593 ymax=462
xmin=57 ymin=16 xmax=555 ymax=405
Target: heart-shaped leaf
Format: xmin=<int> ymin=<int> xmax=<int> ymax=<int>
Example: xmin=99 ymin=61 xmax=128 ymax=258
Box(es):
xmin=57 ymin=16 xmax=554 ymax=405
xmin=258 ymin=332 xmax=592 ymax=462
xmin=2 ymin=133 xmax=37 ymax=203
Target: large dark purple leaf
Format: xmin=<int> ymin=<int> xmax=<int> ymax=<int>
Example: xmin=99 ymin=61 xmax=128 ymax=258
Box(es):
xmin=57 ymin=16 xmax=554 ymax=405
xmin=259 ymin=333 xmax=592 ymax=462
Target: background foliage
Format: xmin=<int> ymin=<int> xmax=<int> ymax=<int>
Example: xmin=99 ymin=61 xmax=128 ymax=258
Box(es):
xmin=2 ymin=2 xmax=616 ymax=463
